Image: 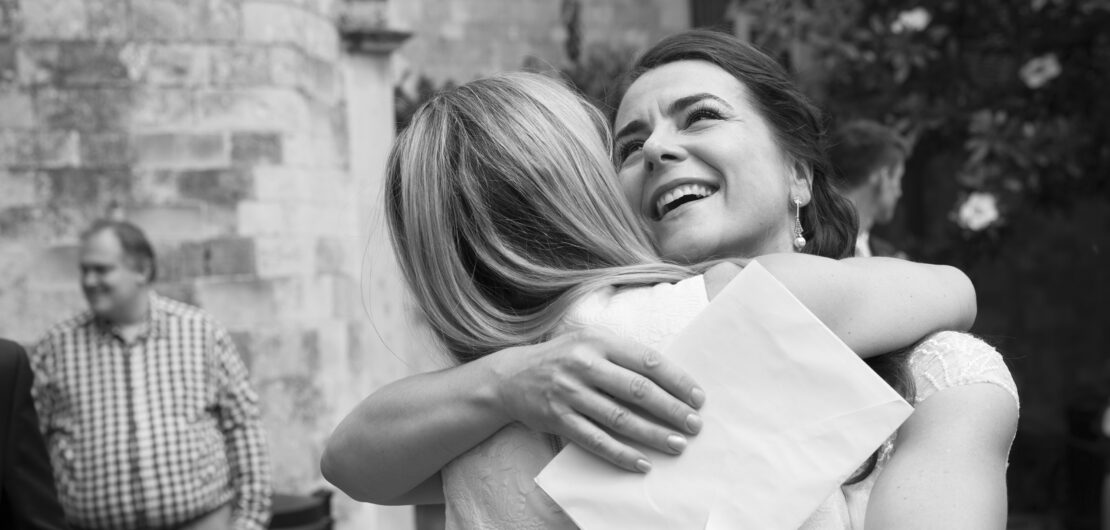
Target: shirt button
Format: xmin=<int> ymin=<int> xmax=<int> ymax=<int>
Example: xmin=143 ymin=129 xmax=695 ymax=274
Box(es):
xmin=64 ymin=449 xmax=74 ymax=460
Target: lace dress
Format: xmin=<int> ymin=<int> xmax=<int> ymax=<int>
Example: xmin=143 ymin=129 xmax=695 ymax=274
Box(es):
xmin=441 ymin=279 xmax=1020 ymax=530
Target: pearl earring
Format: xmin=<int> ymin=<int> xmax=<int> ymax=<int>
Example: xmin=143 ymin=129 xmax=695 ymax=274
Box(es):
xmin=793 ymin=197 xmax=806 ymax=251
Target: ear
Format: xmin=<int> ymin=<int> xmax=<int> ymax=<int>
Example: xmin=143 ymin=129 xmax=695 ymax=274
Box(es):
xmin=787 ymin=161 xmax=814 ymax=206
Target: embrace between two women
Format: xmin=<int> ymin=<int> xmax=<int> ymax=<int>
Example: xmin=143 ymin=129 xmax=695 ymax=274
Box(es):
xmin=323 ymin=30 xmax=1019 ymax=529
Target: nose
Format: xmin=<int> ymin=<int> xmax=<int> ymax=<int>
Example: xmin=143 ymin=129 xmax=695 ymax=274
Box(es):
xmin=642 ymin=130 xmax=686 ymax=173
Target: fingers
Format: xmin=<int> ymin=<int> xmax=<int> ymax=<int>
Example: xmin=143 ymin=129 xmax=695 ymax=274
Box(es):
xmin=572 ymin=330 xmax=704 ymax=434
xmin=563 ymin=381 xmax=690 ymax=456
xmin=558 ymin=413 xmax=653 ymax=473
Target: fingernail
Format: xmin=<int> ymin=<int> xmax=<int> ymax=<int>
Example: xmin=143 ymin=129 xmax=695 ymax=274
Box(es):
xmin=667 ymin=434 xmax=687 ymax=453
xmin=685 ymin=413 xmax=703 ymax=434
xmin=690 ymin=387 xmax=706 ymax=408
xmin=635 ymin=459 xmax=652 ymax=473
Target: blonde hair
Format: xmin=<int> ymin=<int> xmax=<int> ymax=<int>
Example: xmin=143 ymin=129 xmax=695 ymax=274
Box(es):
xmin=386 ymin=72 xmax=693 ymax=363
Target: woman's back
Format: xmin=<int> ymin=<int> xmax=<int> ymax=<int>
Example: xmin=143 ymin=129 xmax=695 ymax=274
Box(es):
xmin=442 ymin=276 xmax=709 ymax=529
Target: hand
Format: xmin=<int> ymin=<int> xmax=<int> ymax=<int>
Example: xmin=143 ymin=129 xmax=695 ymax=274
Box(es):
xmin=488 ymin=328 xmax=705 ymax=473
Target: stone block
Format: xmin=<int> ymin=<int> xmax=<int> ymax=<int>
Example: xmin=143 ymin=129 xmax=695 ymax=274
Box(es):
xmin=230 ymin=132 xmax=282 ymax=166
xmin=281 ymin=131 xmax=341 ymax=168
xmin=130 ymin=88 xmax=195 ymax=130
xmin=242 ymin=1 xmax=339 ymax=61
xmin=56 ymin=42 xmax=130 ymax=86
xmin=0 ymin=42 xmax=16 ymax=86
xmin=43 ymin=168 xmax=132 ymax=205
xmin=79 ymin=132 xmax=131 ymax=169
xmin=235 ymin=200 xmax=284 ymax=236
xmin=0 ymin=90 xmax=35 ymax=128
xmin=191 ymin=0 xmax=242 ymax=41
xmin=193 ymin=276 xmax=304 ymax=327
xmin=204 ymin=236 xmax=258 ymax=276
xmin=16 ymin=42 xmax=59 ymax=86
xmin=133 ymin=132 xmax=229 ymax=169
xmin=0 ymin=283 xmax=86 ymax=343
xmin=157 ymin=241 xmax=207 ymax=282
xmin=36 ymin=130 xmax=81 ymax=168
xmin=254 ymin=236 xmax=312 ymax=278
xmin=177 ymin=168 xmax=253 ymax=206
xmin=0 ymin=169 xmax=48 ymax=208
xmin=0 ymin=2 xmax=14 ymax=40
xmin=237 ymin=324 xmax=323 ymax=383
xmin=270 ymin=46 xmax=340 ymax=103
xmin=314 ymin=237 xmax=346 ymax=275
xmin=0 ymin=203 xmax=100 ymax=245
xmin=249 ymin=166 xmax=300 ymax=201
xmin=0 ymin=130 xmax=38 ymax=168
xmin=159 ymin=236 xmax=256 ymax=281
xmin=25 ymin=245 xmax=80 ymax=287
xmin=194 ymin=88 xmax=309 ymax=133
xmin=124 ymin=203 xmax=234 ymax=242
xmin=20 ymin=0 xmax=87 ymax=40
xmin=85 ymin=0 xmax=131 ymax=41
xmin=120 ymin=43 xmax=211 ymax=87
xmin=130 ymin=0 xmax=192 ymax=40
xmin=34 ymin=87 xmax=132 ymax=132
xmin=210 ymin=45 xmax=272 ymax=86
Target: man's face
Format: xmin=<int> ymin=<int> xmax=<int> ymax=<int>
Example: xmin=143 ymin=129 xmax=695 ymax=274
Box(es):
xmin=79 ymin=230 xmax=148 ymax=320
xmin=874 ymin=161 xmax=904 ymax=224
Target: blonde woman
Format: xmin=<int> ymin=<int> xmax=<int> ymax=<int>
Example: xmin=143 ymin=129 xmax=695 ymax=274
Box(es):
xmin=325 ymin=71 xmax=983 ymax=528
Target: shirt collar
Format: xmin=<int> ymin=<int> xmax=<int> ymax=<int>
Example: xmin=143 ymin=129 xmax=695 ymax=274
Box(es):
xmin=90 ymin=291 xmax=167 ymax=343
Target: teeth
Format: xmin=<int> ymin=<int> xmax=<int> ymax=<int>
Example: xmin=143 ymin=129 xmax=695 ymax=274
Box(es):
xmin=656 ymin=184 xmax=716 ymax=218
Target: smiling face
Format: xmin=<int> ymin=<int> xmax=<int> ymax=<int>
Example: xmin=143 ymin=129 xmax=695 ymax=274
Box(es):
xmin=79 ymin=229 xmax=149 ymax=321
xmin=614 ymin=60 xmax=812 ymax=263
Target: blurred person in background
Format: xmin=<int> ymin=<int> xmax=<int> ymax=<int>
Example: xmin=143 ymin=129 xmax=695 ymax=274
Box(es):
xmin=1 ymin=338 xmax=70 ymax=530
xmin=828 ymin=120 xmax=910 ymax=259
xmin=29 ymin=220 xmax=271 ymax=530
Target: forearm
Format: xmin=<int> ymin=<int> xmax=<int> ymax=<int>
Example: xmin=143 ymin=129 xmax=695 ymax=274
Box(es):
xmin=866 ymin=384 xmax=1016 ymax=529
xmin=753 ymin=254 xmax=976 ymax=357
xmin=321 ymin=355 xmax=511 ymax=504
xmin=225 ymin=421 xmax=272 ymax=530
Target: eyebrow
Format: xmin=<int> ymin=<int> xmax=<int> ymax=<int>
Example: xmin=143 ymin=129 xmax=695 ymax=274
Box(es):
xmin=614 ymin=93 xmax=733 ymax=143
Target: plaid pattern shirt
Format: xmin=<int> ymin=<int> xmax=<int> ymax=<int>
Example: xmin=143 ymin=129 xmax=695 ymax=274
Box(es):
xmin=30 ymin=293 xmax=271 ymax=530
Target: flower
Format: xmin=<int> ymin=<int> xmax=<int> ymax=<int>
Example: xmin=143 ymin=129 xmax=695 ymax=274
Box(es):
xmin=891 ymin=8 xmax=931 ymax=33
xmin=956 ymin=192 xmax=1000 ymax=231
xmin=1020 ymin=54 xmax=1062 ymax=89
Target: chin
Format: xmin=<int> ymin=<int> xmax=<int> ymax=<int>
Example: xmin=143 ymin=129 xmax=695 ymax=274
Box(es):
xmin=655 ymin=237 xmax=719 ymax=265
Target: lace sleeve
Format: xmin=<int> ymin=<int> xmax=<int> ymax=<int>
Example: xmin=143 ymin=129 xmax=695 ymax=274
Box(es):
xmin=908 ymin=331 xmax=1019 ymax=409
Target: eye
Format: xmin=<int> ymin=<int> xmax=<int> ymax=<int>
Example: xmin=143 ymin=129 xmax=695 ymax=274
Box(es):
xmin=684 ymin=105 xmax=724 ymax=127
xmin=615 ymin=139 xmax=644 ymax=163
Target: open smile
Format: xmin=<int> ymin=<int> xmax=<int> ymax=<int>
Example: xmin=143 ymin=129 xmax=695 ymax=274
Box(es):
xmin=652 ymin=182 xmax=719 ymax=221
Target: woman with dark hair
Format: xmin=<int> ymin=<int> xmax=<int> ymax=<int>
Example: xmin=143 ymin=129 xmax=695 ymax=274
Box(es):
xmin=323 ymin=30 xmax=1017 ymax=528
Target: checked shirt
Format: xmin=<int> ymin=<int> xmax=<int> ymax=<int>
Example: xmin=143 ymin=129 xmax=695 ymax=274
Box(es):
xmin=30 ymin=293 xmax=271 ymax=530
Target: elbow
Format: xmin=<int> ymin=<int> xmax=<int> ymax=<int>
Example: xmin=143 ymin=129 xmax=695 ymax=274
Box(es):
xmin=941 ymin=265 xmax=977 ymax=331
xmin=320 ymin=439 xmax=376 ymax=503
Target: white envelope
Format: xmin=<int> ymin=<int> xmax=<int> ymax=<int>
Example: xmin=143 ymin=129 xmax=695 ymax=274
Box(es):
xmin=535 ymin=261 xmax=914 ymax=529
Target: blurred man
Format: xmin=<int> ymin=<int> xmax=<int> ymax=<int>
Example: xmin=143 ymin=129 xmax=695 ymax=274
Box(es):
xmin=1 ymin=338 xmax=70 ymax=530
xmin=30 ymin=220 xmax=271 ymax=530
xmin=829 ymin=120 xmax=910 ymax=258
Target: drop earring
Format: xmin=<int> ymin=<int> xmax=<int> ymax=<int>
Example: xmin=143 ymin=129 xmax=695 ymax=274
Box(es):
xmin=792 ymin=197 xmax=806 ymax=251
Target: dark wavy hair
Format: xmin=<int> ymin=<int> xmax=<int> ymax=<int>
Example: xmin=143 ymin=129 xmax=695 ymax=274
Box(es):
xmin=616 ymin=29 xmax=914 ymax=483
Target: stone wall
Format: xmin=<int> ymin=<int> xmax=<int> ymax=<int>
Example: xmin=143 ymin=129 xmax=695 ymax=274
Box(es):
xmin=389 ymin=0 xmax=690 ymax=85
xmin=0 ymin=0 xmax=434 ymax=528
